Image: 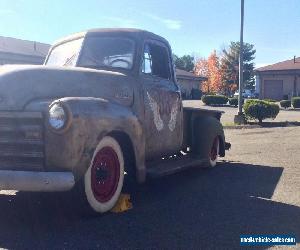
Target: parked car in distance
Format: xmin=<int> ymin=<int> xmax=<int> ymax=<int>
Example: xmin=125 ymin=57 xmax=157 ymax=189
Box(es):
xmin=234 ymin=89 xmax=258 ymax=98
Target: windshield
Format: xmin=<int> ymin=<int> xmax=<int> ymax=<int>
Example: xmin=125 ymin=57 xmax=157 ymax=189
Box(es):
xmin=78 ymin=37 xmax=135 ymax=70
xmin=46 ymin=38 xmax=83 ymax=66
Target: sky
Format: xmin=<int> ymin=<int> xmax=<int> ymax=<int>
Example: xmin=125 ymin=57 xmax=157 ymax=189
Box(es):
xmin=0 ymin=0 xmax=299 ymax=68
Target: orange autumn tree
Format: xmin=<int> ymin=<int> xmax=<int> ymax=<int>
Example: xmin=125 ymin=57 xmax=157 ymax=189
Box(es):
xmin=194 ymin=57 xmax=209 ymax=91
xmin=194 ymin=51 xmax=223 ymax=93
xmin=208 ymin=51 xmax=223 ymax=93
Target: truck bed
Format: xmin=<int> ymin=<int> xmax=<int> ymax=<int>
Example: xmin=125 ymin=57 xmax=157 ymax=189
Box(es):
xmin=181 ymin=102 xmax=224 ymax=149
xmin=183 ymin=102 xmax=224 ymax=120
xmin=183 ymin=101 xmax=224 ymax=113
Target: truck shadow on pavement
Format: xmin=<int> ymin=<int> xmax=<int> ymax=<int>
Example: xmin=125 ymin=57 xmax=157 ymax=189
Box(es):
xmin=0 ymin=162 xmax=298 ymax=249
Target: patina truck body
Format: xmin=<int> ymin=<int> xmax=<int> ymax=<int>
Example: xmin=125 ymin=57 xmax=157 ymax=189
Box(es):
xmin=0 ymin=29 xmax=230 ymax=213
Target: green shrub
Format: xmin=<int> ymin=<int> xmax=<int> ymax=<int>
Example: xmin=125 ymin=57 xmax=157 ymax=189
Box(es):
xmin=243 ymin=99 xmax=280 ymax=123
xmin=291 ymin=97 xmax=300 ymax=108
xmin=263 ymin=99 xmax=277 ymax=103
xmin=280 ymin=100 xmax=291 ymax=109
xmin=228 ymin=98 xmax=238 ymax=107
xmin=201 ymin=95 xmax=228 ymax=105
xmin=191 ymin=88 xmax=202 ymax=100
xmin=228 ymin=97 xmax=244 ymax=107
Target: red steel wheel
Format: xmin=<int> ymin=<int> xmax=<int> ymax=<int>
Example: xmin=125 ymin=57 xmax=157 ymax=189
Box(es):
xmin=91 ymin=147 xmax=120 ymax=203
xmin=209 ymin=136 xmax=219 ymax=167
xmin=84 ymin=136 xmax=124 ymax=213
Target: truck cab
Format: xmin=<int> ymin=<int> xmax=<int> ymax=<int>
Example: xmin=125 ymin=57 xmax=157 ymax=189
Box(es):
xmin=0 ymin=29 xmax=229 ymax=214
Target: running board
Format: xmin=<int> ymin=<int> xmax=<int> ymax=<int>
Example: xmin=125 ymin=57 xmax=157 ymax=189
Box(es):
xmin=146 ymin=155 xmax=209 ymax=178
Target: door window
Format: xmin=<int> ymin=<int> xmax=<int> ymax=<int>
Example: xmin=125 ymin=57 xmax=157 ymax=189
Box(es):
xmin=142 ymin=42 xmax=171 ymax=79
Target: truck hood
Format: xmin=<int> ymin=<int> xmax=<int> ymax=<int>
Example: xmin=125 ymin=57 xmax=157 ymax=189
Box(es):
xmin=0 ymin=65 xmax=134 ymax=111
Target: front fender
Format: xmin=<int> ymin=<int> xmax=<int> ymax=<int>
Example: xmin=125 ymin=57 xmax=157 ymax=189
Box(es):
xmin=193 ymin=116 xmax=225 ymax=158
xmin=45 ymin=97 xmax=145 ymax=181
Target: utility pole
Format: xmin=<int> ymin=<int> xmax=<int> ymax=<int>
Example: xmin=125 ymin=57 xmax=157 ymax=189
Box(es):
xmin=234 ymin=0 xmax=246 ymax=124
xmin=238 ymin=0 xmax=244 ymax=115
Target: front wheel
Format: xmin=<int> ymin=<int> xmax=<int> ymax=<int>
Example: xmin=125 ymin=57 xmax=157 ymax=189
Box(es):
xmin=84 ymin=136 xmax=124 ymax=213
xmin=209 ymin=137 xmax=219 ymax=167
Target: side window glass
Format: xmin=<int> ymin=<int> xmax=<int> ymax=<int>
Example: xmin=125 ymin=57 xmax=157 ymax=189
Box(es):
xmin=142 ymin=42 xmax=171 ymax=80
xmin=142 ymin=44 xmax=152 ymax=74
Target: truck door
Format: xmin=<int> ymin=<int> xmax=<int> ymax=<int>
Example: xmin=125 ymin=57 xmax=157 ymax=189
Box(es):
xmin=141 ymin=41 xmax=183 ymax=159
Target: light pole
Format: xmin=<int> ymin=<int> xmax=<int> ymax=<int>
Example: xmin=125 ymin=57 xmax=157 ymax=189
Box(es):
xmin=234 ymin=0 xmax=246 ymax=123
xmin=238 ymin=0 xmax=244 ymax=115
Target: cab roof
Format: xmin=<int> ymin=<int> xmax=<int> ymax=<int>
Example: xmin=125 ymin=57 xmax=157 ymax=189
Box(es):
xmin=52 ymin=28 xmax=169 ymax=48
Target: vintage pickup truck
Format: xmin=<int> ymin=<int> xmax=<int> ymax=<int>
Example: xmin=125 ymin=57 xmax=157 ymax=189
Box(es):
xmin=0 ymin=28 xmax=230 ymax=213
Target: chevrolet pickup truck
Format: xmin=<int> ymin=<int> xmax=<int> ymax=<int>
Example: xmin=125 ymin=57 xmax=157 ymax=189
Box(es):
xmin=0 ymin=28 xmax=230 ymax=213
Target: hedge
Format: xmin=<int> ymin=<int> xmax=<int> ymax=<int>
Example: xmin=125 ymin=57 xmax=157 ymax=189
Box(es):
xmin=291 ymin=97 xmax=300 ymax=108
xmin=243 ymin=99 xmax=280 ymax=123
xmin=228 ymin=97 xmax=244 ymax=107
xmin=228 ymin=98 xmax=238 ymax=107
xmin=201 ymin=95 xmax=228 ymax=105
xmin=280 ymin=100 xmax=291 ymax=109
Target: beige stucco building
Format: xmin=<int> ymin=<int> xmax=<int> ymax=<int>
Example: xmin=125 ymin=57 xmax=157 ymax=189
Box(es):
xmin=176 ymin=69 xmax=206 ymax=99
xmin=256 ymin=57 xmax=300 ymax=100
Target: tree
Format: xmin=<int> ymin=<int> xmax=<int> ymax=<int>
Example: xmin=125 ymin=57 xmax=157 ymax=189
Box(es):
xmin=194 ymin=51 xmax=223 ymax=93
xmin=194 ymin=57 xmax=209 ymax=92
xmin=207 ymin=51 xmax=223 ymax=93
xmin=221 ymin=42 xmax=256 ymax=92
xmin=173 ymin=54 xmax=195 ymax=72
xmin=194 ymin=57 xmax=208 ymax=77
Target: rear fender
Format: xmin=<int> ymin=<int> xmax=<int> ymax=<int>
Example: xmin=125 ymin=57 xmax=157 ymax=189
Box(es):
xmin=192 ymin=116 xmax=225 ymax=158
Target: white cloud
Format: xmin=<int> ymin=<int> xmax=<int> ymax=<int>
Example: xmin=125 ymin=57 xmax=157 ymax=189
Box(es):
xmin=161 ymin=19 xmax=182 ymax=30
xmin=145 ymin=14 xmax=182 ymax=30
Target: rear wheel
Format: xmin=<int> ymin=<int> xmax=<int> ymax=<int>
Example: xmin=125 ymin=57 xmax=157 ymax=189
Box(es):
xmin=84 ymin=136 xmax=124 ymax=213
xmin=209 ymin=136 xmax=219 ymax=167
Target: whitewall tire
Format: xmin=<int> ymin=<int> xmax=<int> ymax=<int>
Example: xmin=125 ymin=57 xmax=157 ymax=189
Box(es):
xmin=84 ymin=136 xmax=124 ymax=213
xmin=209 ymin=137 xmax=219 ymax=167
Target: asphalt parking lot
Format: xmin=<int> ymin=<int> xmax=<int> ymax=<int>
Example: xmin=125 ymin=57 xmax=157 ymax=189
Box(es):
xmin=0 ymin=126 xmax=299 ymax=249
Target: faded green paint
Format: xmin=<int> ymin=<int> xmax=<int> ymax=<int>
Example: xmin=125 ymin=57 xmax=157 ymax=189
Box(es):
xmin=0 ymin=28 xmax=229 ymax=188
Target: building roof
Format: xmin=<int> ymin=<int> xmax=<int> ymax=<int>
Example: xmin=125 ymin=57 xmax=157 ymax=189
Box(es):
xmin=176 ymin=68 xmax=207 ymax=81
xmin=0 ymin=36 xmax=50 ymax=57
xmin=256 ymin=57 xmax=300 ymax=72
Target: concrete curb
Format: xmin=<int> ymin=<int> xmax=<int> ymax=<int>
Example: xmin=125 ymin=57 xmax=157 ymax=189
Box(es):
xmin=224 ymin=125 xmax=260 ymax=129
xmin=224 ymin=121 xmax=300 ymax=129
